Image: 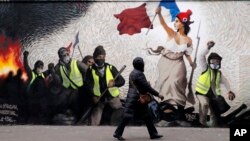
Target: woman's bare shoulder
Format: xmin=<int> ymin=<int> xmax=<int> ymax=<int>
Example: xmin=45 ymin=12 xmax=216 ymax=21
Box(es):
xmin=186 ymin=36 xmax=193 ymax=47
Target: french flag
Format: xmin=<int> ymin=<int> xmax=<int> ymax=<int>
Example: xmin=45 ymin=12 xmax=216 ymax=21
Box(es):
xmin=114 ymin=0 xmax=180 ymax=35
xmin=160 ymin=0 xmax=180 ymax=22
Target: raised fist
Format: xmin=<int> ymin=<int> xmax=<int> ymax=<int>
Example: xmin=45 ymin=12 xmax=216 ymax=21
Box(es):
xmin=207 ymin=41 xmax=215 ymax=49
xmin=23 ymin=51 xmax=29 ymax=57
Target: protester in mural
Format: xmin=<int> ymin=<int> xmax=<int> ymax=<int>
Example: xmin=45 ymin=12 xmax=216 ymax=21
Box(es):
xmin=23 ymin=51 xmax=53 ymax=124
xmin=195 ymin=41 xmax=235 ymax=127
xmin=51 ymin=47 xmax=88 ymax=122
xmin=113 ymin=57 xmax=164 ymax=140
xmin=85 ymin=45 xmax=125 ymax=125
xmin=82 ymin=55 xmax=94 ymax=67
xmin=23 ymin=51 xmax=50 ymax=90
xmin=149 ymin=7 xmax=196 ymax=120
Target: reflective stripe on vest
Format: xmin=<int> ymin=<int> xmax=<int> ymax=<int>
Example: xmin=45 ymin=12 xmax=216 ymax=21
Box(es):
xmin=195 ymin=67 xmax=221 ymax=95
xmin=29 ymin=71 xmax=45 ymax=86
xmin=60 ymin=59 xmax=83 ymax=89
xmin=92 ymin=65 xmax=120 ymax=97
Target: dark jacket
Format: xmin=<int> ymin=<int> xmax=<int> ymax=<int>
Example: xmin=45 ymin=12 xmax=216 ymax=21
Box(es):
xmin=123 ymin=69 xmax=159 ymax=118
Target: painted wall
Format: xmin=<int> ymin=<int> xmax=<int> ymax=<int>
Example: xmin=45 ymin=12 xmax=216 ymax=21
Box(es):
xmin=0 ymin=0 xmax=249 ymax=124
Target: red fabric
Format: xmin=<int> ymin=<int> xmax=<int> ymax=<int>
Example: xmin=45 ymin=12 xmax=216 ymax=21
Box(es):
xmin=66 ymin=42 xmax=72 ymax=53
xmin=114 ymin=3 xmax=152 ymax=35
xmin=177 ymin=9 xmax=192 ymax=23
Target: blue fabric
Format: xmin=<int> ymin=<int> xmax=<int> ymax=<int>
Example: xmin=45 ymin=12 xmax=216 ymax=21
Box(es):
xmin=160 ymin=0 xmax=180 ymax=21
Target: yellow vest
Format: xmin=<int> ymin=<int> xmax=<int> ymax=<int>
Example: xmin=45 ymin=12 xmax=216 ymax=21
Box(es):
xmin=195 ymin=67 xmax=221 ymax=95
xmin=29 ymin=71 xmax=45 ymax=86
xmin=60 ymin=59 xmax=83 ymax=89
xmin=92 ymin=65 xmax=120 ymax=97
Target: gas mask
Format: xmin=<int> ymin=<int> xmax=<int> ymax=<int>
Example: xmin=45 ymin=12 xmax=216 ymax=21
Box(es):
xmin=62 ymin=55 xmax=71 ymax=64
xmin=36 ymin=67 xmax=43 ymax=74
xmin=95 ymin=59 xmax=105 ymax=68
xmin=210 ymin=63 xmax=220 ymax=70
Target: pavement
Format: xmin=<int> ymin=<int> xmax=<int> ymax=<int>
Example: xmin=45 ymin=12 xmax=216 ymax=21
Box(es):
xmin=0 ymin=126 xmax=229 ymax=141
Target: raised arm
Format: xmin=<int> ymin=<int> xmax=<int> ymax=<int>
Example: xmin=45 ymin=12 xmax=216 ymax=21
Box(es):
xmin=156 ymin=7 xmax=175 ymax=39
xmin=23 ymin=51 xmax=32 ymax=80
xmin=198 ymin=41 xmax=215 ymax=72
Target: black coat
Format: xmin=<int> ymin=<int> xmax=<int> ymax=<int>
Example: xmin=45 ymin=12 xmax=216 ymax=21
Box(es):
xmin=123 ymin=69 xmax=159 ymax=118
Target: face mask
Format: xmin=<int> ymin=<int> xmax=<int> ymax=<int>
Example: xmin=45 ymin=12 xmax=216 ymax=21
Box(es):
xmin=36 ymin=68 xmax=43 ymax=74
xmin=210 ymin=64 xmax=220 ymax=70
xmin=95 ymin=59 xmax=105 ymax=67
xmin=63 ymin=56 xmax=71 ymax=64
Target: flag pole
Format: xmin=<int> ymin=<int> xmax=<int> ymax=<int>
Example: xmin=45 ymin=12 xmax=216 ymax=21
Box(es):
xmin=187 ymin=20 xmax=201 ymax=105
xmin=71 ymin=31 xmax=79 ymax=58
xmin=77 ymin=45 xmax=84 ymax=60
xmin=146 ymin=13 xmax=157 ymax=35
xmin=146 ymin=4 xmax=160 ymax=35
xmin=71 ymin=46 xmax=76 ymax=58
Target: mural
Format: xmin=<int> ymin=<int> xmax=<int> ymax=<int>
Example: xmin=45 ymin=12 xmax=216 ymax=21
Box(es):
xmin=0 ymin=0 xmax=249 ymax=127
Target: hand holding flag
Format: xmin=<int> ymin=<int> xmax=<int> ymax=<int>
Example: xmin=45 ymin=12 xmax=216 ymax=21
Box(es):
xmin=159 ymin=0 xmax=180 ymax=22
xmin=146 ymin=0 xmax=180 ymax=35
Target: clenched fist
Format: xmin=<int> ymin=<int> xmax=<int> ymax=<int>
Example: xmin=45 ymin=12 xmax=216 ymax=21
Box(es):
xmin=207 ymin=41 xmax=215 ymax=49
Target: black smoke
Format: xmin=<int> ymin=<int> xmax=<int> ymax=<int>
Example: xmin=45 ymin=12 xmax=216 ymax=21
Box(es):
xmin=0 ymin=1 xmax=91 ymax=47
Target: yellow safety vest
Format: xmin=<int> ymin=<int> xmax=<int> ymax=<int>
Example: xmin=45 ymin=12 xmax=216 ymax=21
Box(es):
xmin=91 ymin=65 xmax=120 ymax=97
xmin=29 ymin=71 xmax=45 ymax=86
xmin=195 ymin=67 xmax=221 ymax=95
xmin=60 ymin=59 xmax=83 ymax=89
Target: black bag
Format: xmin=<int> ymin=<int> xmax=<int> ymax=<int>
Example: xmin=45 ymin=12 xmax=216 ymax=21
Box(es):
xmin=210 ymin=95 xmax=230 ymax=114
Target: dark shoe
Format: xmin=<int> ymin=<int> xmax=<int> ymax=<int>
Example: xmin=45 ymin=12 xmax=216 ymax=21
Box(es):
xmin=113 ymin=133 xmax=126 ymax=140
xmin=150 ymin=134 xmax=163 ymax=139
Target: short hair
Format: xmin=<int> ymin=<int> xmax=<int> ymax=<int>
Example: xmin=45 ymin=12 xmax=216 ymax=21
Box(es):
xmin=82 ymin=55 xmax=93 ymax=64
xmin=34 ymin=60 xmax=44 ymax=69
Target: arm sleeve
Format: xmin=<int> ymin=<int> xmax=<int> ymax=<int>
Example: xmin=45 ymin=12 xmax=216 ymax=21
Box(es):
xmin=23 ymin=55 xmax=32 ymax=80
xmin=84 ymin=68 xmax=94 ymax=94
xmin=135 ymin=72 xmax=159 ymax=96
xmin=220 ymin=72 xmax=232 ymax=93
xmin=51 ymin=64 xmax=62 ymax=86
xmin=77 ymin=60 xmax=88 ymax=76
xmin=110 ymin=65 xmax=125 ymax=87
xmin=198 ymin=48 xmax=210 ymax=72
xmin=42 ymin=70 xmax=50 ymax=78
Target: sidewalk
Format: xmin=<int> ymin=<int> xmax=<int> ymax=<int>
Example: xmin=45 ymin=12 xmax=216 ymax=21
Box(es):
xmin=0 ymin=126 xmax=229 ymax=141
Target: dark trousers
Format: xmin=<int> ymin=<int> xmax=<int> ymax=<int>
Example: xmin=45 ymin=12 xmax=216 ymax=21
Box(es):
xmin=114 ymin=115 xmax=158 ymax=137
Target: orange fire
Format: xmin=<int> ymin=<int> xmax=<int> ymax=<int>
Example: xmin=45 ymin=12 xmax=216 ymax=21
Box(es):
xmin=0 ymin=35 xmax=27 ymax=81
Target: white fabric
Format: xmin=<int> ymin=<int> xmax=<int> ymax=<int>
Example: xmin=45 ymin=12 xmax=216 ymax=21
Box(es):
xmin=162 ymin=38 xmax=193 ymax=55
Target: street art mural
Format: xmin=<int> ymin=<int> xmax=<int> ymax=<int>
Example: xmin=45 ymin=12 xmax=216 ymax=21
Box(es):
xmin=0 ymin=0 xmax=249 ymax=127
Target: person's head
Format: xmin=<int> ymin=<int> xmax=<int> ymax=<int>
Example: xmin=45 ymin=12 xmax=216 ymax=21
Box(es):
xmin=16 ymin=69 xmax=23 ymax=77
xmin=82 ymin=55 xmax=94 ymax=67
xmin=133 ymin=57 xmax=144 ymax=72
xmin=58 ymin=47 xmax=71 ymax=64
xmin=175 ymin=9 xmax=193 ymax=35
xmin=208 ymin=52 xmax=222 ymax=70
xmin=93 ymin=45 xmax=106 ymax=68
xmin=34 ymin=60 xmax=44 ymax=74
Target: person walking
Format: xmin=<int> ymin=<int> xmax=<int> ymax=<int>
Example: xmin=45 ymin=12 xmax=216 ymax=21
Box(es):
xmin=113 ymin=57 xmax=164 ymax=140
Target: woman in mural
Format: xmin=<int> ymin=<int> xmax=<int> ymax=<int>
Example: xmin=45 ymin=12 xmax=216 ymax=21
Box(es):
xmin=149 ymin=7 xmax=196 ymax=120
